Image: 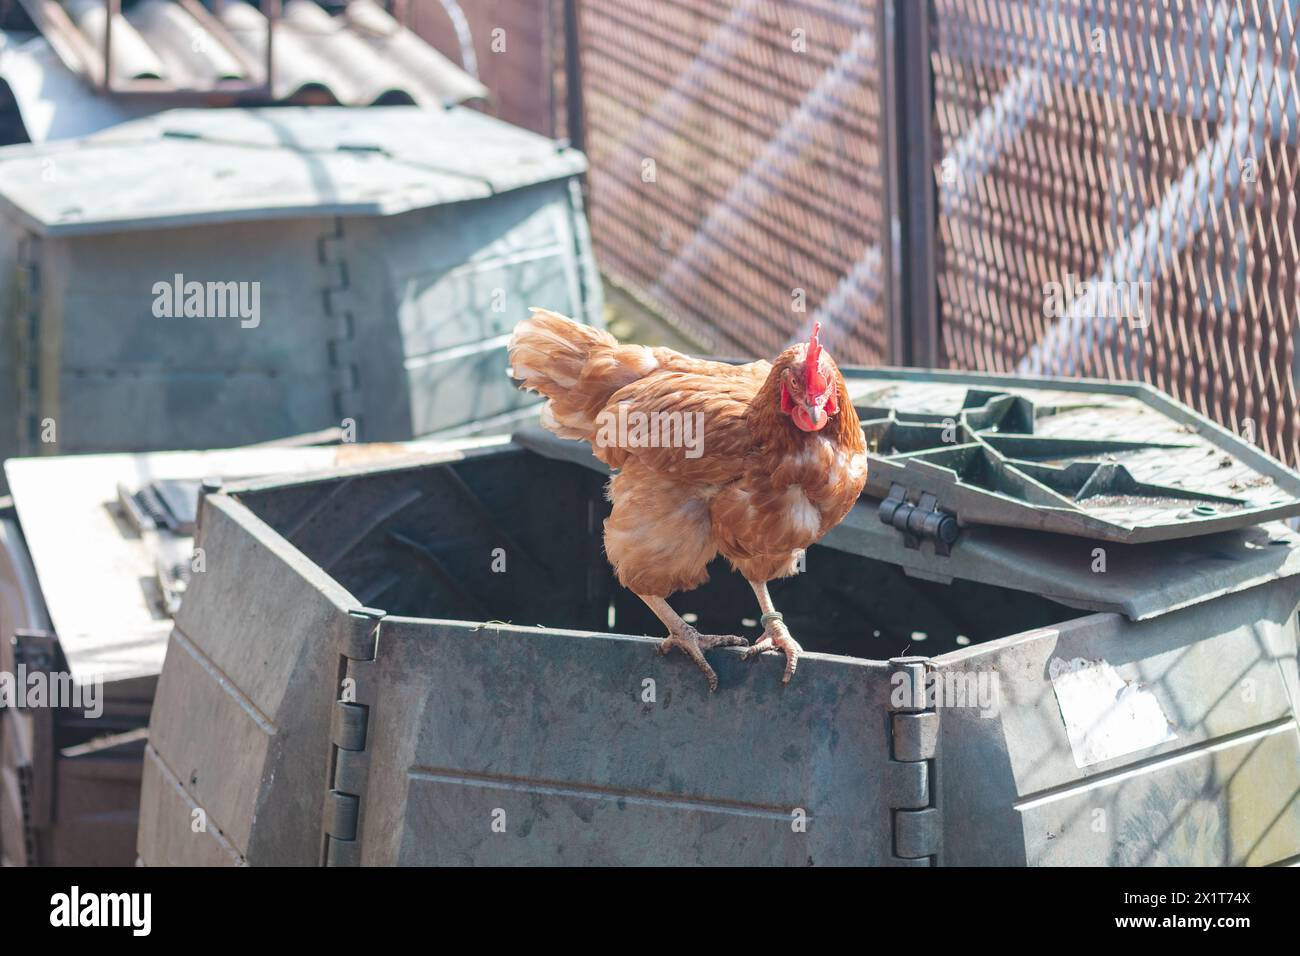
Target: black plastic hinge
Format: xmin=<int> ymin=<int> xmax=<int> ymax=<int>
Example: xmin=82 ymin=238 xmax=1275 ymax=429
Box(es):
xmin=15 ymin=234 xmax=43 ymax=456
xmin=339 ymin=607 xmax=386 ymax=661
xmin=11 ymin=628 xmax=58 ymax=676
xmin=323 ymin=608 xmax=385 ymax=866
xmin=318 ymin=217 xmax=362 ymax=427
xmin=324 ymin=707 xmax=369 ymax=866
xmin=14 ymin=761 xmax=37 ymax=866
xmin=879 ymin=483 xmax=959 ymax=556
xmin=886 ymin=656 xmax=941 ymax=866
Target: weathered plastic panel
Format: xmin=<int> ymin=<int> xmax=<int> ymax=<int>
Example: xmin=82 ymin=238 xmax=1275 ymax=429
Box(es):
xmin=137 ymin=444 xmax=549 ymax=865
xmin=0 ymin=512 xmax=49 ymax=867
xmin=371 ymin=180 xmax=600 ymax=436
xmin=934 ymin=583 xmax=1300 ymax=866
xmin=34 ymin=180 xmax=594 ymax=455
xmin=0 ymin=514 xmax=49 ymax=660
xmin=45 ymin=737 xmax=146 ymax=867
xmin=137 ymin=491 xmax=355 ymax=865
xmin=48 ymin=218 xmax=338 ymax=452
xmin=137 ymin=746 xmax=244 ymax=866
xmin=0 ymin=710 xmax=34 ymax=865
xmin=340 ymin=618 xmax=899 ymax=866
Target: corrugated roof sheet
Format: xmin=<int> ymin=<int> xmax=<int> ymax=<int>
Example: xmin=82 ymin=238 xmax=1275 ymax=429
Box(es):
xmin=41 ymin=0 xmax=487 ymax=104
xmin=1 ymin=31 xmax=169 ymax=142
xmin=0 ymin=103 xmax=586 ymax=235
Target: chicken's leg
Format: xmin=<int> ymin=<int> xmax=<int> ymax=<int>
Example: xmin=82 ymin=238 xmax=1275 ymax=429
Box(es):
xmin=741 ymin=581 xmax=802 ymax=684
xmin=638 ymin=595 xmax=747 ymax=693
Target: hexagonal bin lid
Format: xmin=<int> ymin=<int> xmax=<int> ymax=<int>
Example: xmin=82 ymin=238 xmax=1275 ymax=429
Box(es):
xmin=846 ymin=369 xmax=1300 ymax=544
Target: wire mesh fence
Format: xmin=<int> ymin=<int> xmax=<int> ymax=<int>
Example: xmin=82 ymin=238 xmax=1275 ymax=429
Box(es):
xmin=576 ymin=0 xmax=891 ymax=362
xmin=414 ymin=0 xmax=1300 ymax=465
xmin=932 ymin=0 xmax=1300 ymax=465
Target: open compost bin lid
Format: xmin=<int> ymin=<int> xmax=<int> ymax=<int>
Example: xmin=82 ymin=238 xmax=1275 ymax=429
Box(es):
xmin=842 ymin=368 xmax=1300 ymax=544
xmin=515 ymin=362 xmax=1300 ymax=622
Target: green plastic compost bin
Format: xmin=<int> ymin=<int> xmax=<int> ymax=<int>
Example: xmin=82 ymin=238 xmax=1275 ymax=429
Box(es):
xmin=137 ymin=370 xmax=1300 ymax=865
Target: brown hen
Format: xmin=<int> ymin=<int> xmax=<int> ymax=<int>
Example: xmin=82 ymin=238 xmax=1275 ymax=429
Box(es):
xmin=508 ymin=308 xmax=867 ymax=690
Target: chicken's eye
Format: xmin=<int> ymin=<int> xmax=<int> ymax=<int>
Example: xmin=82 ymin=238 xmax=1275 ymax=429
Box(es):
xmin=780 ymin=368 xmax=802 ymax=398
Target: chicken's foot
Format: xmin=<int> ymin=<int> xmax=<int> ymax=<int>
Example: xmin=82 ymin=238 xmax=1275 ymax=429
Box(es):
xmin=741 ymin=581 xmax=802 ymax=684
xmin=638 ymin=595 xmax=747 ymax=693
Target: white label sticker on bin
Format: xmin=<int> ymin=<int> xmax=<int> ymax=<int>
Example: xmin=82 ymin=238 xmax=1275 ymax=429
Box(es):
xmin=1048 ymin=657 xmax=1177 ymax=768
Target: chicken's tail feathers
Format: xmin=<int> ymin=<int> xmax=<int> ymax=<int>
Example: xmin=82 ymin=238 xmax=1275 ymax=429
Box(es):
xmin=508 ymin=308 xmax=617 ymax=393
xmin=508 ymin=308 xmax=657 ymax=442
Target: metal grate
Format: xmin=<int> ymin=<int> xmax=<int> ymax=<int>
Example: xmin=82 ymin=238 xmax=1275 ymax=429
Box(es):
xmin=577 ymin=0 xmax=891 ymax=362
xmin=931 ymin=0 xmax=1300 ymax=464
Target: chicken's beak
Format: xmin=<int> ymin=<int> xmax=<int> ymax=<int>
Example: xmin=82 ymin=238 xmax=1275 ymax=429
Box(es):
xmin=792 ymin=399 xmax=830 ymax=432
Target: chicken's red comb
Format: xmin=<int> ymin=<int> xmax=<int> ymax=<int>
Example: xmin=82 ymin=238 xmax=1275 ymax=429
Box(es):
xmin=805 ymin=322 xmax=828 ymax=394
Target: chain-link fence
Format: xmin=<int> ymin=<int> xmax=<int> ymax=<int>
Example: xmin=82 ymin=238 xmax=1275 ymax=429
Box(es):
xmin=576 ymin=0 xmax=890 ymax=363
xmin=415 ymin=0 xmax=1300 ymax=464
xmin=932 ymin=0 xmax=1300 ymax=465
xmin=412 ymin=0 xmax=893 ymax=363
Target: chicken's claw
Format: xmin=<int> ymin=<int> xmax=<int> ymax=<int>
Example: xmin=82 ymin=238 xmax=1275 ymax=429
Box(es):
xmin=742 ymin=616 xmax=802 ymax=684
xmin=657 ymin=626 xmax=748 ymax=693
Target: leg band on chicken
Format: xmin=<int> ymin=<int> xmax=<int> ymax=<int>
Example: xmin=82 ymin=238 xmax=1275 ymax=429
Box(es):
xmin=741 ymin=581 xmax=802 ymax=684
